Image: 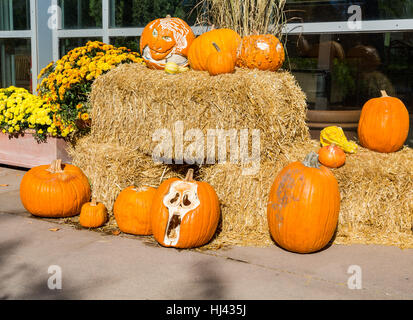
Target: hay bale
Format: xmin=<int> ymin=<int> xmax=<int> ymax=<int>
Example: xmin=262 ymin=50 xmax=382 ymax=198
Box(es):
xmin=89 ymin=63 xmax=309 ymax=162
xmin=67 ymin=136 xmax=188 ymax=212
xmin=199 ymin=141 xmax=413 ymax=249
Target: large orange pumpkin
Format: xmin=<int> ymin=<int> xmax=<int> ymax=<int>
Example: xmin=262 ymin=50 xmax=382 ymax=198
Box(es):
xmin=20 ymin=159 xmax=91 ymax=218
xmin=207 ymin=42 xmax=235 ymax=76
xmin=267 ymin=152 xmax=340 ymax=253
xmin=358 ymin=90 xmax=410 ymax=153
xmin=188 ymin=28 xmax=241 ymax=71
xmin=237 ymin=34 xmax=285 ymax=71
xmin=151 ymin=169 xmax=220 ymax=248
xmin=113 ymin=185 xmax=157 ymax=235
xmin=140 ymin=15 xmax=195 ymax=70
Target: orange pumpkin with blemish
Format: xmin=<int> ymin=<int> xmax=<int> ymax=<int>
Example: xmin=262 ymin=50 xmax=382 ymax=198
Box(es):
xmin=114 ymin=185 xmax=157 ymax=235
xmin=237 ymin=34 xmax=285 ymax=71
xmin=151 ymin=169 xmax=220 ymax=248
xmin=140 ymin=15 xmax=195 ymax=70
xmin=267 ymin=152 xmax=340 ymax=253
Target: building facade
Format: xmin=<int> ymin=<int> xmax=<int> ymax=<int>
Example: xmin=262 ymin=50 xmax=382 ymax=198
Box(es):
xmin=1 ymin=0 xmax=412 ymax=143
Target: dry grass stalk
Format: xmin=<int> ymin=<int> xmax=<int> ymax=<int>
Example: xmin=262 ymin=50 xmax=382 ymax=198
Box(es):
xmin=194 ymin=0 xmax=287 ymax=38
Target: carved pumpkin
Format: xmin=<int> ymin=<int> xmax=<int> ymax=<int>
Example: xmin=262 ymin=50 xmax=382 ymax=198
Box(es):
xmin=79 ymin=198 xmax=108 ymax=228
xmin=358 ymin=90 xmax=410 ymax=153
xmin=140 ymin=15 xmax=195 ymax=70
xmin=267 ymin=152 xmax=340 ymax=253
xmin=318 ymin=144 xmax=346 ymax=168
xmin=20 ymin=159 xmax=91 ymax=218
xmin=237 ymin=34 xmax=285 ymax=71
xmin=207 ymin=42 xmax=235 ymax=76
xmin=113 ymin=185 xmax=157 ymax=235
xmin=188 ymin=28 xmax=241 ymax=71
xmin=151 ymin=169 xmax=220 ymax=248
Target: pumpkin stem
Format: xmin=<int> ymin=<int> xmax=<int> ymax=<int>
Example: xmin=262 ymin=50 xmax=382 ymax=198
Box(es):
xmin=380 ymin=90 xmax=388 ymax=97
xmin=302 ymin=152 xmax=320 ymax=168
xmin=212 ymin=42 xmax=221 ymax=52
xmin=91 ymin=198 xmax=97 ymax=206
xmin=184 ymin=169 xmax=194 ymax=181
xmin=46 ymin=159 xmax=64 ymax=173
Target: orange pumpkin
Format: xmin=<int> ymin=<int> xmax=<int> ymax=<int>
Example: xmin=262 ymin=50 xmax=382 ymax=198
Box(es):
xmin=237 ymin=34 xmax=285 ymax=71
xmin=140 ymin=15 xmax=195 ymax=70
xmin=113 ymin=185 xmax=157 ymax=235
xmin=358 ymin=90 xmax=410 ymax=153
xmin=207 ymin=42 xmax=235 ymax=76
xmin=318 ymin=144 xmax=346 ymax=168
xmin=79 ymin=198 xmax=108 ymax=228
xmin=20 ymin=159 xmax=91 ymax=218
xmin=188 ymin=28 xmax=241 ymax=71
xmin=267 ymin=152 xmax=340 ymax=253
xmin=151 ymin=169 xmax=220 ymax=248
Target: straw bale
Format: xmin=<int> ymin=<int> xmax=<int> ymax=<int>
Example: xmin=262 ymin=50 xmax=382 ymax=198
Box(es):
xmin=67 ymin=136 xmax=188 ymax=212
xmin=199 ymin=140 xmax=413 ymax=249
xmin=89 ymin=63 xmax=309 ymax=162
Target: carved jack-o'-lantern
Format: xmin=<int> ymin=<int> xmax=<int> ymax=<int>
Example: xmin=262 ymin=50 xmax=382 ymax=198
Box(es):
xmin=151 ymin=169 xmax=220 ymax=248
xmin=140 ymin=15 xmax=195 ymax=70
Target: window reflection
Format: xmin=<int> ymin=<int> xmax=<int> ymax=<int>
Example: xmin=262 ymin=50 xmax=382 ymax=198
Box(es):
xmin=0 ymin=0 xmax=30 ymax=31
xmin=109 ymin=0 xmax=199 ymax=28
xmin=59 ymin=38 xmax=102 ymax=57
xmin=58 ymin=0 xmax=102 ymax=29
xmin=0 ymin=38 xmax=31 ymax=90
xmin=285 ymin=0 xmax=413 ymax=23
xmin=287 ymin=32 xmax=413 ymax=113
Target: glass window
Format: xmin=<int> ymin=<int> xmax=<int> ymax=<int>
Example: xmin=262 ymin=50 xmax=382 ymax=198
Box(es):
xmin=59 ymin=37 xmax=102 ymax=57
xmin=109 ymin=0 xmax=199 ymax=28
xmin=0 ymin=0 xmax=30 ymax=30
xmin=110 ymin=36 xmax=140 ymax=52
xmin=58 ymin=0 xmax=102 ymax=29
xmin=0 ymin=38 xmax=31 ymax=90
xmin=285 ymin=0 xmax=413 ymax=23
xmin=286 ymin=31 xmax=413 ymax=113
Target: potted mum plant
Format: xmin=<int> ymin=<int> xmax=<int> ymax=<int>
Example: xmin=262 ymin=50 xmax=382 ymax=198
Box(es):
xmin=0 ymin=41 xmax=144 ymax=168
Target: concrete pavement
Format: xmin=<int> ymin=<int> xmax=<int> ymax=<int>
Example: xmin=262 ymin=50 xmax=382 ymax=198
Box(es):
xmin=0 ymin=166 xmax=412 ymax=299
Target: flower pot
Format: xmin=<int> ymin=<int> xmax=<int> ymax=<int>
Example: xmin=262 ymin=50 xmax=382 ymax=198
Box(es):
xmin=0 ymin=131 xmax=71 ymax=168
xmin=306 ymin=109 xmax=361 ymax=140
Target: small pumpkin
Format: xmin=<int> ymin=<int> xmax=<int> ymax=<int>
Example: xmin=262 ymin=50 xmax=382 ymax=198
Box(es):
xmin=164 ymin=61 xmax=180 ymax=74
xmin=20 ymin=159 xmax=91 ymax=218
xmin=113 ymin=185 xmax=157 ymax=235
xmin=267 ymin=152 xmax=340 ymax=254
xmin=358 ymin=90 xmax=409 ymax=153
xmin=188 ymin=28 xmax=241 ymax=71
xmin=140 ymin=15 xmax=195 ymax=70
xmin=318 ymin=144 xmax=346 ymax=168
xmin=79 ymin=198 xmax=108 ymax=228
xmin=207 ymin=42 xmax=235 ymax=76
xmin=237 ymin=34 xmax=285 ymax=71
xmin=151 ymin=169 xmax=220 ymax=248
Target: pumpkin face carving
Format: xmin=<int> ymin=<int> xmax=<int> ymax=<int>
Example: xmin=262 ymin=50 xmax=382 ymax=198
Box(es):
xmin=140 ymin=16 xmax=195 ymax=70
xmin=151 ymin=169 xmax=220 ymax=248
